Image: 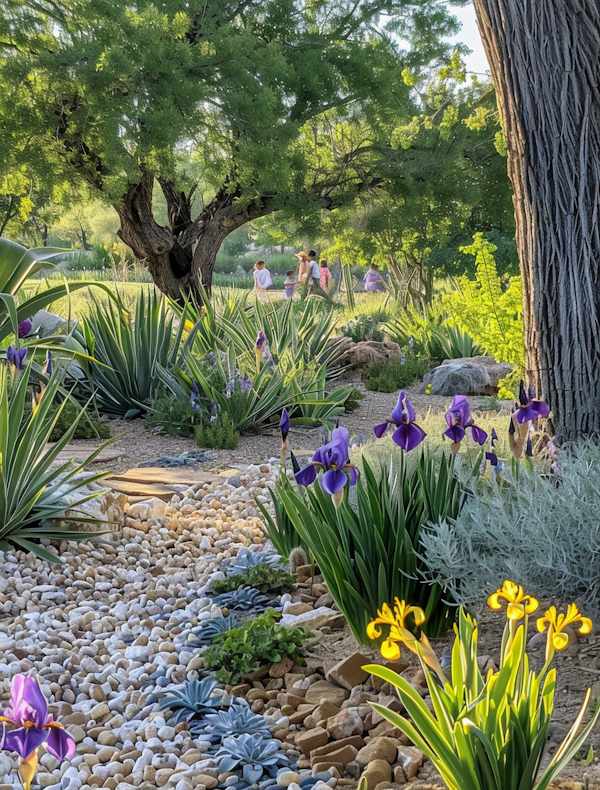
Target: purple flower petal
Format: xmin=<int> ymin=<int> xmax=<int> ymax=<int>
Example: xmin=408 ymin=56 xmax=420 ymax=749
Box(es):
xmin=45 ymin=726 xmax=76 ymax=761
xmin=347 ymin=466 xmax=358 ymax=486
xmin=444 ymin=425 xmax=465 ymax=444
xmin=515 ymin=404 xmax=538 ymax=424
xmin=295 ymin=464 xmax=317 ymax=487
xmin=485 ymin=450 xmax=498 ymax=466
xmin=279 ymin=408 xmax=290 ymax=439
xmin=18 ymin=320 xmax=32 ymax=339
xmin=320 ymin=469 xmax=348 ymax=495
xmin=533 ymin=400 xmax=550 ymax=419
xmin=4 ymin=727 xmax=48 ymax=759
xmin=392 ymin=422 xmax=426 ymax=451
xmin=518 ymin=380 xmax=528 ymax=407
xmin=470 ymin=425 xmax=488 ymax=445
xmin=445 ymin=395 xmax=471 ymax=429
xmin=390 ymin=391 xmax=406 ymax=425
xmin=373 ymin=422 xmax=389 ymax=439
xmin=10 ymin=675 xmax=48 ymax=728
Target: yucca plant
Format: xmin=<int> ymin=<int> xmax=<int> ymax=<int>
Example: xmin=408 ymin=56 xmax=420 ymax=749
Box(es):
xmin=366 ymin=583 xmax=600 ymax=790
xmin=0 ymin=359 xmax=111 ymax=561
xmin=277 ymin=452 xmax=464 ymax=644
xmin=81 ymin=288 xmax=192 ymax=418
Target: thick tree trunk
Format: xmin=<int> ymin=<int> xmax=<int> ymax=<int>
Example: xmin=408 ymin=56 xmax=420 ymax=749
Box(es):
xmin=472 ymin=0 xmax=600 ymax=440
xmin=116 ymin=170 xmax=274 ymax=302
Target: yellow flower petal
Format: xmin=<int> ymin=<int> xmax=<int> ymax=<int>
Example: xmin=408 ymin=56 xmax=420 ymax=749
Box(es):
xmin=579 ymin=616 xmax=593 ymax=635
xmin=367 ymin=621 xmax=382 ymax=640
xmin=524 ymin=596 xmax=539 ymax=614
xmin=487 ymin=592 xmax=502 ymax=610
xmin=552 ymin=631 xmax=570 ymax=651
xmin=380 ymin=639 xmax=402 ymax=661
xmin=536 ymin=616 xmax=549 ymax=633
xmin=411 ymin=606 xmax=426 ymax=626
xmin=506 ymin=602 xmax=525 ymax=620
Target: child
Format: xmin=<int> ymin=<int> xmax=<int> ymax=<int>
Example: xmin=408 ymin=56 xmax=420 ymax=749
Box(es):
xmin=364 ymin=262 xmax=385 ymax=292
xmin=284 ymin=269 xmax=297 ymax=299
xmin=319 ymin=259 xmax=332 ymax=292
xmin=253 ymin=260 xmax=273 ymax=292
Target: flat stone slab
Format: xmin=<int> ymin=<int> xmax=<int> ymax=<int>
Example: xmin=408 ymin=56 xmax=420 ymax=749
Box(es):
xmin=49 ymin=445 xmax=124 ymax=465
xmin=104 ymin=467 xmax=223 ymax=500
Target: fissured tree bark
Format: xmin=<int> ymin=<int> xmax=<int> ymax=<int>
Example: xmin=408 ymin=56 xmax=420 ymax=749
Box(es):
xmin=116 ymin=170 xmax=275 ymax=302
xmin=472 ymin=0 xmax=600 ymax=440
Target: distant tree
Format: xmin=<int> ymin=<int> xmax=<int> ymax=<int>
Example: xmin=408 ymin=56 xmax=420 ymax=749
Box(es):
xmin=0 ymin=0 xmax=457 ymax=299
xmin=472 ymin=0 xmax=600 ymax=440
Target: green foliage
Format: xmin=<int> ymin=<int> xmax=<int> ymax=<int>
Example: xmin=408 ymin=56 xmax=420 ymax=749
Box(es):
xmin=48 ymin=401 xmax=110 ymax=442
xmin=420 ymin=438 xmax=600 ymax=616
xmin=367 ymin=606 xmax=600 ymax=790
xmin=0 ymin=360 xmax=110 ymax=561
xmin=80 ymin=288 xmax=189 ymax=418
xmin=277 ymin=453 xmax=464 ymax=645
xmin=203 ymin=610 xmax=310 ymax=684
xmin=342 ymin=386 xmax=365 ymax=413
xmin=210 ymin=565 xmax=296 ymax=596
xmin=146 ymin=394 xmax=203 ymax=437
xmin=443 ymin=234 xmax=524 ymax=397
xmin=196 ymin=416 xmax=239 ymax=450
xmin=365 ymin=355 xmax=430 ymax=393
xmin=257 ymin=476 xmax=308 ymax=560
xmin=387 ymin=306 xmax=481 ymax=362
xmin=340 ymin=314 xmax=385 ymax=343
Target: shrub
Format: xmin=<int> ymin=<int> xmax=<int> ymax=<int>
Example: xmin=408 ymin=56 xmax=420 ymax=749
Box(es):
xmin=420 ymin=438 xmax=600 ymax=616
xmin=387 ymin=306 xmax=482 ymax=362
xmin=366 ymin=590 xmax=599 ymax=790
xmin=443 ymin=233 xmax=524 ymax=396
xmin=146 ymin=394 xmax=204 ymax=437
xmin=210 ymin=565 xmax=296 ymax=596
xmin=340 ymin=313 xmax=385 ymax=343
xmin=203 ymin=609 xmax=310 ymax=683
xmin=365 ymin=355 xmax=430 ymax=392
xmin=0 ymin=359 xmax=110 ymax=560
xmin=80 ymin=288 xmax=192 ymax=418
xmin=48 ymin=401 xmax=110 ymax=442
xmin=195 ymin=416 xmax=240 ymax=450
xmin=342 ymin=386 xmax=365 ymax=413
xmin=277 ymin=453 xmax=464 ymax=645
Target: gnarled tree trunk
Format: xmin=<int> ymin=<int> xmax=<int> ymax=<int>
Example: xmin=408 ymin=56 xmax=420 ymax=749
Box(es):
xmin=473 ymin=0 xmax=600 ymax=440
xmin=116 ymin=170 xmax=274 ymax=302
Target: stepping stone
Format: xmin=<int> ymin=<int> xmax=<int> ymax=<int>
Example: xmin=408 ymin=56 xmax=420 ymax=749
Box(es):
xmin=104 ymin=466 xmax=223 ymax=500
xmin=49 ymin=444 xmax=124 ymax=465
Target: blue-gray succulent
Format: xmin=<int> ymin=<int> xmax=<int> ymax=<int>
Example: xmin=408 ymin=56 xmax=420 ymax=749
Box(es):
xmin=191 ymin=699 xmax=272 ymax=745
xmin=225 ymin=546 xmax=285 ymax=577
xmin=191 ymin=614 xmax=242 ymax=646
xmin=215 ymin=733 xmax=292 ymax=783
xmin=159 ymin=677 xmax=223 ymax=723
xmin=211 ymin=585 xmax=275 ymax=615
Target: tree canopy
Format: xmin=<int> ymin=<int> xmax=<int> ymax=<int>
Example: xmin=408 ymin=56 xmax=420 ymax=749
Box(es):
xmin=0 ymin=0 xmax=461 ymax=296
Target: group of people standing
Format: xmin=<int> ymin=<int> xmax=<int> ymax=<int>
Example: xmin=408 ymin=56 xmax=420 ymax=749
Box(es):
xmin=253 ymin=250 xmax=386 ymax=297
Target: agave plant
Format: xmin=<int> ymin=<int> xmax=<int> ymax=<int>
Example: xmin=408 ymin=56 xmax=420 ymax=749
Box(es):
xmin=0 ymin=358 xmax=111 ymax=561
xmin=80 ymin=288 xmax=195 ymax=418
xmin=190 ymin=614 xmax=242 ymax=646
xmin=215 ymin=733 xmax=292 ymax=783
xmin=224 ymin=546 xmax=285 ymax=577
xmin=191 ymin=700 xmax=272 ymax=744
xmin=158 ymin=677 xmax=223 ymax=723
xmin=211 ymin=586 xmax=275 ymax=615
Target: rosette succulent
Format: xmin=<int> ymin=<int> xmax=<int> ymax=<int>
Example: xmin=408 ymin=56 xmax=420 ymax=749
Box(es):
xmin=216 ymin=733 xmax=292 ymax=783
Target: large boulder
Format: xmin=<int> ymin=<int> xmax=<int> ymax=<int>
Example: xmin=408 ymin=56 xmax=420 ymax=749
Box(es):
xmin=339 ymin=340 xmax=401 ymax=373
xmin=422 ymin=356 xmax=512 ymax=396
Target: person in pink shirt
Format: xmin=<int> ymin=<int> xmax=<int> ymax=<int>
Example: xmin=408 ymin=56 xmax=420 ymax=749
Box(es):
xmin=319 ymin=259 xmax=332 ymax=292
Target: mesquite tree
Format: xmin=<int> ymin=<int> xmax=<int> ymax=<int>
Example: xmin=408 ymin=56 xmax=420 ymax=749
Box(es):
xmin=472 ymin=0 xmax=600 ymax=440
xmin=0 ymin=0 xmax=456 ymax=299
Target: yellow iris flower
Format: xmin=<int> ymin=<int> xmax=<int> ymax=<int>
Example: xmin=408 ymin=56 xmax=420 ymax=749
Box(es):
xmin=536 ymin=603 xmax=592 ymax=651
xmin=367 ymin=599 xmax=425 ymax=660
xmin=488 ymin=580 xmax=539 ymax=620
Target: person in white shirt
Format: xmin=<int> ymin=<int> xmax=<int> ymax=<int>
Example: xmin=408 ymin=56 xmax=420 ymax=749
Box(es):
xmin=253 ymin=260 xmax=273 ymax=293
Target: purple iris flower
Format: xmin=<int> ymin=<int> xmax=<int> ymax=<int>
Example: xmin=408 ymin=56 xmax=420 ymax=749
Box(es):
xmin=18 ymin=320 xmax=32 ymax=339
xmin=256 ymin=331 xmax=266 ymax=352
xmin=0 ymin=674 xmax=75 ymax=785
xmin=444 ymin=395 xmax=487 ymax=446
xmin=43 ymin=350 xmax=52 ymax=377
xmin=6 ymin=345 xmax=27 ymax=371
xmin=191 ymin=383 xmax=201 ymax=410
xmin=279 ymin=408 xmax=290 ymax=441
xmin=373 ymin=391 xmax=426 ymax=451
xmin=515 ymin=381 xmax=550 ymax=424
xmin=295 ymin=427 xmax=358 ymax=495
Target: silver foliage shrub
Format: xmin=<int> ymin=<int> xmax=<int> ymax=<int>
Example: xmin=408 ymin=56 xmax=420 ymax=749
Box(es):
xmin=420 ymin=439 xmax=600 ymax=613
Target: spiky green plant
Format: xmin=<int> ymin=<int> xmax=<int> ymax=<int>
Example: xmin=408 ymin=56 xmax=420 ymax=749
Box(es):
xmin=0 ymin=360 xmax=111 ymax=561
